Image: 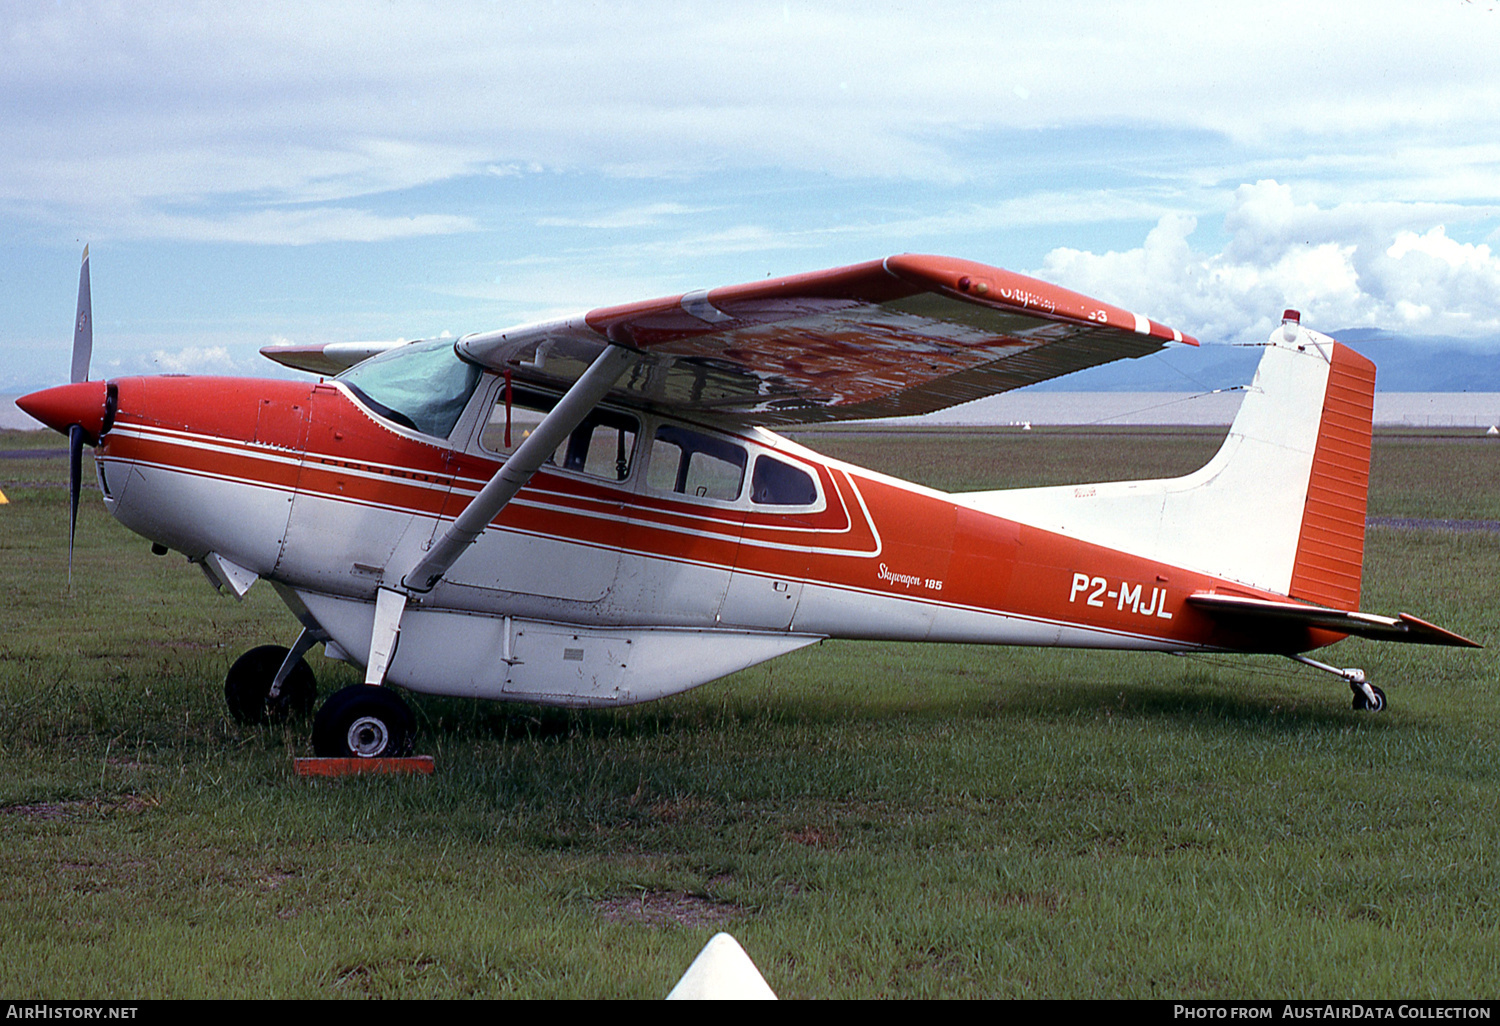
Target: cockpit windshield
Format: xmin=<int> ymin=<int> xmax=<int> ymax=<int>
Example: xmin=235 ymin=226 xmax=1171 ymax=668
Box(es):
xmin=336 ymin=338 xmax=483 ymax=439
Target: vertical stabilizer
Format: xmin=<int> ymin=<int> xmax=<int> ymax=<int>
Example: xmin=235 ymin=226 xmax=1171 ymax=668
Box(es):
xmin=960 ymin=319 xmax=1377 ymax=606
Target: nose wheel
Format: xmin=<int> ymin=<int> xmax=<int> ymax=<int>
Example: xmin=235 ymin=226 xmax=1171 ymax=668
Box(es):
xmin=224 ymin=644 xmax=317 ymax=725
xmin=312 ymin=685 xmax=416 ymax=758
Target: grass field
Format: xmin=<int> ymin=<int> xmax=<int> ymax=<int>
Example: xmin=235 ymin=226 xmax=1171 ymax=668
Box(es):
xmin=1 ymin=426 xmax=1497 ymax=999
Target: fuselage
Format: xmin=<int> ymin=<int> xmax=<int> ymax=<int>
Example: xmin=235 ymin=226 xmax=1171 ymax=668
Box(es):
xmin=74 ymin=367 xmax=1325 ymax=706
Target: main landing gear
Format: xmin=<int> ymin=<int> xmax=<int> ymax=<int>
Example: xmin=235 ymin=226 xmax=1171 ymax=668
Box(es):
xmin=311 ymin=685 xmax=416 ymax=758
xmin=1289 ymin=654 xmax=1386 ymax=712
xmin=225 ymin=636 xmax=418 ymax=757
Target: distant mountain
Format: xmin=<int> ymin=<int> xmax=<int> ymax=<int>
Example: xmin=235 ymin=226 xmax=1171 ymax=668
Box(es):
xmin=1030 ymin=329 xmax=1500 ymax=392
xmin=1331 ymin=329 xmax=1500 ymax=391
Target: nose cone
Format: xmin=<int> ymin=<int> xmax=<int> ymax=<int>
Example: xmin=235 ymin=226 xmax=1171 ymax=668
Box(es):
xmin=17 ymin=381 xmax=111 ymax=442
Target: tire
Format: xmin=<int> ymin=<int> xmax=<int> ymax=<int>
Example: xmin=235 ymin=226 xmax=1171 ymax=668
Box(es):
xmin=312 ymin=685 xmax=416 ymax=758
xmin=225 ymin=645 xmax=317 ymax=725
xmin=1350 ymin=683 xmax=1387 ymax=712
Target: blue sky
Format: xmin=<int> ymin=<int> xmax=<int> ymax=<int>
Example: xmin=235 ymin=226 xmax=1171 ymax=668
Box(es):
xmin=4 ymin=0 xmax=1499 ymax=391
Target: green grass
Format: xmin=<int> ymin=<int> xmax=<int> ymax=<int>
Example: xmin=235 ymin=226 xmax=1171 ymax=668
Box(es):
xmin=1 ymin=427 xmax=1497 ymax=998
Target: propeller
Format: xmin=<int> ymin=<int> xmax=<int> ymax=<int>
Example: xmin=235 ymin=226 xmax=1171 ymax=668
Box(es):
xmin=14 ymin=247 xmax=113 ymax=588
xmin=67 ymin=246 xmax=92 ymax=585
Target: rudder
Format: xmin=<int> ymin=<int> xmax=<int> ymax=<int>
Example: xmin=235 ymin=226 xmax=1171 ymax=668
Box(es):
xmin=1285 ymin=342 xmax=1374 ymax=610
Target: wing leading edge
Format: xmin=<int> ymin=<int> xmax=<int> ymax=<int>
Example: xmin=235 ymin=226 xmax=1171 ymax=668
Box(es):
xmin=263 ymin=255 xmax=1195 ymax=427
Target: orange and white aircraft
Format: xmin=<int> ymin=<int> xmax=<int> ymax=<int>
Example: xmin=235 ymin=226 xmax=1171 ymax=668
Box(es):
xmin=19 ymin=249 xmax=1478 ymax=758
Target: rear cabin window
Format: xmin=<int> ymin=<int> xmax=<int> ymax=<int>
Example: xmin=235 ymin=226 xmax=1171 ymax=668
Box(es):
xmin=751 ymin=455 xmax=818 ymax=506
xmin=479 ymin=385 xmax=637 ymax=482
xmin=647 ymin=425 xmax=747 ymax=502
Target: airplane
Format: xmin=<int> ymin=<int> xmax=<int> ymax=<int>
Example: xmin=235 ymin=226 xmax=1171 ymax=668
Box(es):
xmin=18 ymin=248 xmax=1479 ymax=759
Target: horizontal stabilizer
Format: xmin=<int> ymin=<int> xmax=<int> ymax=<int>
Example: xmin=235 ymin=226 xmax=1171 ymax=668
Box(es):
xmin=1188 ymin=592 xmax=1481 ymax=648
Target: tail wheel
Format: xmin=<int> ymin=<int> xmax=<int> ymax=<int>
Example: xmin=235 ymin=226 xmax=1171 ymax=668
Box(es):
xmin=225 ymin=645 xmax=317 ymax=725
xmin=1350 ymin=683 xmax=1387 ymax=712
xmin=312 ymin=685 xmax=416 ymax=758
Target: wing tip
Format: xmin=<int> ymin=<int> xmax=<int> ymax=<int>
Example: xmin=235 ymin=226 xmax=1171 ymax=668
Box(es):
xmin=885 ymin=254 xmax=1196 ymax=344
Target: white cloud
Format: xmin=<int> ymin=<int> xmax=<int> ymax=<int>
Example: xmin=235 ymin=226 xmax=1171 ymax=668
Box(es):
xmin=6 ymin=1 xmax=1500 ymax=239
xmin=1368 ymin=227 xmax=1500 ymax=336
xmin=128 ymin=207 xmax=478 ymax=245
xmin=536 ymin=203 xmax=710 ymax=230
xmin=1388 ymin=226 xmax=1493 ymax=268
xmin=146 ymin=346 xmax=240 ymax=375
xmin=1038 ymin=181 xmax=1500 ymax=342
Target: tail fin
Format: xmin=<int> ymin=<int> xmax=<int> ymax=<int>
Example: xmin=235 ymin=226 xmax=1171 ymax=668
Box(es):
xmin=960 ymin=317 xmax=1375 ymax=604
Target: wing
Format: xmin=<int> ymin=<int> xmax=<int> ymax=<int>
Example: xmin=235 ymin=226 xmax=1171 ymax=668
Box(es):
xmin=459 ymin=255 xmax=1193 ymax=426
xmin=261 ymin=340 xmax=408 ymax=376
xmin=264 ymin=255 xmax=1195 ymax=426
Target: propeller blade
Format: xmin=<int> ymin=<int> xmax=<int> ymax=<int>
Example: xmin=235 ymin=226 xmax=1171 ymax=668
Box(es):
xmin=71 ymin=245 xmax=92 ymax=384
xmin=68 ymin=423 xmax=84 ymax=586
xmin=67 ymin=244 xmax=92 ymax=586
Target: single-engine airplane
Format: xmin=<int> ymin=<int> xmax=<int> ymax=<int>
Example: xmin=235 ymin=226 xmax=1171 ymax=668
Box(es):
xmin=19 ymin=248 xmax=1479 ymax=758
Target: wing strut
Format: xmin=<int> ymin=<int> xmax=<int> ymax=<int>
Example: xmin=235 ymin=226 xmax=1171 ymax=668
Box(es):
xmin=404 ymin=342 xmax=637 ymax=593
xmin=358 ymin=344 xmax=637 ymax=687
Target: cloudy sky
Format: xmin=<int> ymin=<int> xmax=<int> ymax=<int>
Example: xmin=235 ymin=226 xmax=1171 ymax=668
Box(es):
xmin=4 ymin=0 xmax=1499 ymax=391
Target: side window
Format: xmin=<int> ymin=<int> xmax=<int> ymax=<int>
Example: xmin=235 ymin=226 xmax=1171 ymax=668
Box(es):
xmin=751 ymin=455 xmax=818 ymax=506
xmin=479 ymin=385 xmax=637 ymax=482
xmin=647 ymin=424 xmax=747 ymax=501
xmin=558 ymin=410 xmax=637 ymax=481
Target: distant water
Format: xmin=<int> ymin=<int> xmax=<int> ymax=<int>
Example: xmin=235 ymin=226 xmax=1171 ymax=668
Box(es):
xmin=5 ymin=391 xmax=1499 ymax=431
xmin=879 ymin=392 xmax=1500 ymax=428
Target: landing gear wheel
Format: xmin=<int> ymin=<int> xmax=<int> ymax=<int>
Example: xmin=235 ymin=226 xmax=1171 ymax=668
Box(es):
xmin=225 ymin=645 xmax=317 ymax=725
xmin=1350 ymin=683 xmax=1387 ymax=712
xmin=312 ymin=685 xmax=416 ymax=758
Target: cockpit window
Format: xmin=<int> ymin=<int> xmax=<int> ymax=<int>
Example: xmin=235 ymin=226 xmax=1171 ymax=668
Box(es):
xmin=337 ymin=338 xmax=483 ymax=439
